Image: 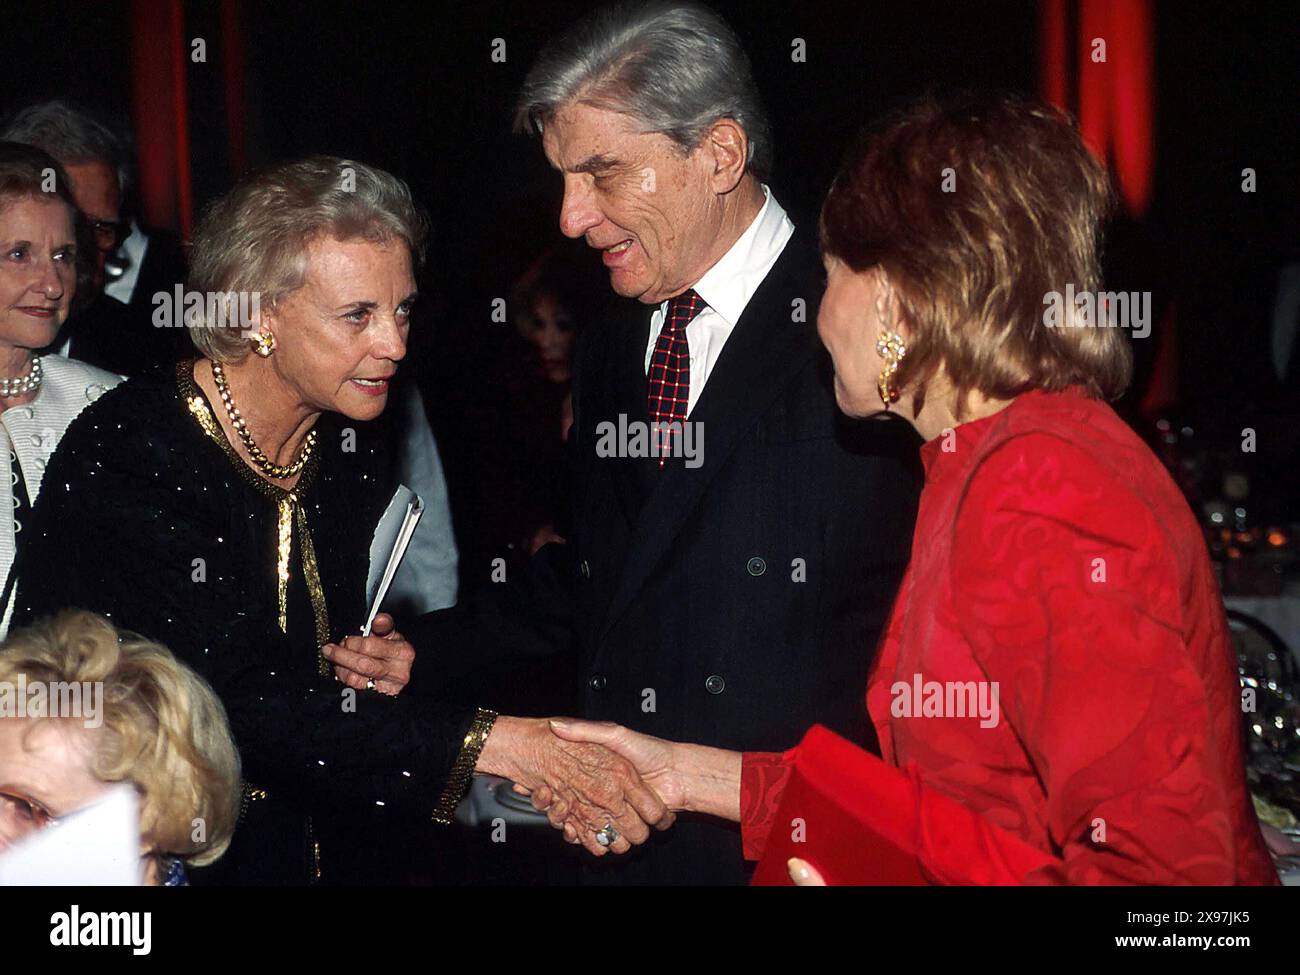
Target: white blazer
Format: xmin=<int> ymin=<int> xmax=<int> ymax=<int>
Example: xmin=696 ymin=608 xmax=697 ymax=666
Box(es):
xmin=0 ymin=355 xmax=122 ymax=636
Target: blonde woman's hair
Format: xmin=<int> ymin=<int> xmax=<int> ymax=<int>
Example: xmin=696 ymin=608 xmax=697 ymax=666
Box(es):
xmin=0 ymin=611 xmax=241 ymax=867
xmin=186 ymin=155 xmax=427 ymax=362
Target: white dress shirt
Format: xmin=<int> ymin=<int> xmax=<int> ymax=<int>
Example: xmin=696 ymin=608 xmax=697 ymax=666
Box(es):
xmin=103 ymin=219 xmax=149 ymax=305
xmin=643 ymin=185 xmax=795 ymax=417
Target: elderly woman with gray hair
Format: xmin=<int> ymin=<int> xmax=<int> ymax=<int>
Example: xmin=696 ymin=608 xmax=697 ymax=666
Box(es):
xmin=11 ymin=158 xmax=509 ymax=883
xmin=15 ymin=155 xmax=671 ymax=882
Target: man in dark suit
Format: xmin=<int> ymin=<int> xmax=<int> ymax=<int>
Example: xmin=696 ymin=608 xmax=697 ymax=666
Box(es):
xmin=352 ymin=1 xmax=920 ymax=885
xmin=71 ymin=220 xmax=191 ymax=376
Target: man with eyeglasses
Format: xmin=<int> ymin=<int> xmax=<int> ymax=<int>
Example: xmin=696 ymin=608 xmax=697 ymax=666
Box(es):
xmin=0 ymin=99 xmax=191 ymax=375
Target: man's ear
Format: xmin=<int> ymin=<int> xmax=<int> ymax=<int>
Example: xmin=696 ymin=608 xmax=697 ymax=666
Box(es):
xmin=701 ymin=118 xmax=749 ymax=194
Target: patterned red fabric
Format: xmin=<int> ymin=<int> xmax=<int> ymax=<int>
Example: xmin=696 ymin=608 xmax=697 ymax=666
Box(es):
xmin=740 ymin=389 xmax=1278 ymax=884
xmin=646 ymin=289 xmax=703 ymax=466
xmin=740 ymin=749 xmax=795 ymax=861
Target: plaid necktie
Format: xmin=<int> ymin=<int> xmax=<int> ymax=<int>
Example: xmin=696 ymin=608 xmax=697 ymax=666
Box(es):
xmin=647 ymin=289 xmax=704 ymax=466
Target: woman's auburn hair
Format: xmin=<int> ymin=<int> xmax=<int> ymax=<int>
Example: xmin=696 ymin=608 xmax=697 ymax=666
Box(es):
xmin=0 ymin=610 xmax=241 ymax=868
xmin=819 ymin=93 xmax=1132 ymax=407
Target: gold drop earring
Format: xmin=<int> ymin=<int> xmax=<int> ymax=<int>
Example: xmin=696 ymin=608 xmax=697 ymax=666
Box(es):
xmin=873 ymin=284 xmax=906 ymax=409
xmin=875 ymin=331 xmax=906 ymax=408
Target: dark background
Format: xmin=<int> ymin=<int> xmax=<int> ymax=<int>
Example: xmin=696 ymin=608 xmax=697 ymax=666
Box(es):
xmin=1 ymin=0 xmax=1295 ymax=587
xmin=3 ymin=0 xmax=1297 ymax=584
xmin=2 ymin=0 xmax=1298 ymax=885
xmin=6 ymin=1 xmax=1296 ymax=379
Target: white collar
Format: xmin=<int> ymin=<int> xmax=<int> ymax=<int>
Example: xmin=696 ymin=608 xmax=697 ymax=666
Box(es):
xmin=687 ymin=184 xmax=793 ymax=326
xmin=102 ymin=219 xmax=149 ymax=304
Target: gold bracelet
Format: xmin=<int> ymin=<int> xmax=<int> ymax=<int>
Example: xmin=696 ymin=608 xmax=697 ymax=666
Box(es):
xmin=432 ymin=707 xmax=498 ymax=825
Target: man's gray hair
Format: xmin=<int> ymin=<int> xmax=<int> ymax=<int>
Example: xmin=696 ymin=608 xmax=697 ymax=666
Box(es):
xmin=515 ymin=2 xmax=772 ymax=181
xmin=1 ymin=100 xmax=130 ymax=197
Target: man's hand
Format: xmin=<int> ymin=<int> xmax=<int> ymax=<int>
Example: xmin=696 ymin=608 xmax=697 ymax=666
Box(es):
xmin=477 ymin=716 xmax=675 ymax=856
xmin=321 ymin=613 xmax=414 ymax=696
xmin=525 ymin=719 xmax=742 ymax=827
xmin=513 ymin=719 xmax=688 ymax=851
xmin=545 ymin=719 xmax=687 ymax=810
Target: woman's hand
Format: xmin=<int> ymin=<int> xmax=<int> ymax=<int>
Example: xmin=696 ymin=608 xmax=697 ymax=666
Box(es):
xmin=511 ymin=719 xmax=684 ymax=849
xmin=549 ymin=719 xmax=687 ymax=811
xmin=516 ymin=719 xmax=742 ymax=850
xmin=788 ymin=858 xmax=828 ymax=885
xmin=480 ymin=716 xmax=673 ymax=856
xmin=321 ymin=613 xmax=414 ymax=695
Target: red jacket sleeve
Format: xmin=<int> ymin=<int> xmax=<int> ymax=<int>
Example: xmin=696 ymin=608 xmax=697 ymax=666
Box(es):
xmin=739 ymin=750 xmax=795 ymax=861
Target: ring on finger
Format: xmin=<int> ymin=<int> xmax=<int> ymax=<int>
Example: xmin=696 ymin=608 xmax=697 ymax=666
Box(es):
xmin=594 ymin=823 xmax=620 ymax=847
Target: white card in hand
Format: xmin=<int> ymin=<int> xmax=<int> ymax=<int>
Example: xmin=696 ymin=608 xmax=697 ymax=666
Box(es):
xmin=363 ymin=485 xmax=425 ymax=635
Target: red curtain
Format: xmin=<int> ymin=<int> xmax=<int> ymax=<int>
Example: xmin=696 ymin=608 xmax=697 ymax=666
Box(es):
xmin=130 ymin=0 xmax=247 ymax=238
xmin=1040 ymin=0 xmax=1170 ymax=412
xmin=1040 ymin=0 xmax=1155 ymax=217
xmin=130 ymin=0 xmax=192 ymax=237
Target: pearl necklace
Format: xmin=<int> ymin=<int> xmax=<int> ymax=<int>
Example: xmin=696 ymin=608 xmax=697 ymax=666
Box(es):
xmin=210 ymin=361 xmax=317 ymax=480
xmin=0 ymin=356 xmax=43 ymax=397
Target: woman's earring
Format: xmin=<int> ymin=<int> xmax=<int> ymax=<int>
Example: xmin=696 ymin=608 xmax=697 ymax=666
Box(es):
xmin=875 ymin=331 xmax=907 ymax=408
xmin=250 ymin=330 xmax=276 ymax=358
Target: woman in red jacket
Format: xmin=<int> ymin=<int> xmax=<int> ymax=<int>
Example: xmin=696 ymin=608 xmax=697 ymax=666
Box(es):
xmin=533 ymin=94 xmax=1279 ymax=885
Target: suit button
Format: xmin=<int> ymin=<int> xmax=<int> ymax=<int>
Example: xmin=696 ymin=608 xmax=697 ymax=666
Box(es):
xmin=746 ymin=557 xmax=766 ymax=576
xmin=588 ymin=674 xmax=607 ymax=691
xmin=704 ymin=674 xmax=725 ymax=695
xmin=580 ymin=559 xmax=591 ymax=579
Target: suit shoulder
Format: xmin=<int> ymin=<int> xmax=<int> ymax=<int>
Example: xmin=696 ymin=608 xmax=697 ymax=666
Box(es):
xmin=768 ymin=228 xmax=824 ymax=301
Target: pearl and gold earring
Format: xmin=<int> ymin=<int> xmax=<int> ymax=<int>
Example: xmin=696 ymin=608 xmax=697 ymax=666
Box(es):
xmin=250 ymin=330 xmax=276 ymax=358
xmin=875 ymin=331 xmax=907 ymax=408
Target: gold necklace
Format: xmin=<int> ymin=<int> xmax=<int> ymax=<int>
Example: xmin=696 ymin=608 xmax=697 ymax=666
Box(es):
xmin=210 ymin=361 xmax=317 ymax=480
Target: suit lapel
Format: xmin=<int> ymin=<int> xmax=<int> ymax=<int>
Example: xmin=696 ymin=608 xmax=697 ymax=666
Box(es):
xmin=602 ymin=305 xmax=658 ymax=524
xmin=597 ymin=231 xmax=823 ymax=641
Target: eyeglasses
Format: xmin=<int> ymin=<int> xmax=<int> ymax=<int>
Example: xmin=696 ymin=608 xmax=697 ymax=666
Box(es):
xmin=88 ymin=219 xmax=130 ymax=250
xmin=0 ymin=789 xmax=60 ymax=838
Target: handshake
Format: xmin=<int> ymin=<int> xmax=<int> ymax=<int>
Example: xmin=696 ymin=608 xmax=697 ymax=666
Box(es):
xmin=323 ymin=621 xmax=743 ymax=859
xmin=478 ymin=715 xmax=685 ymax=856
